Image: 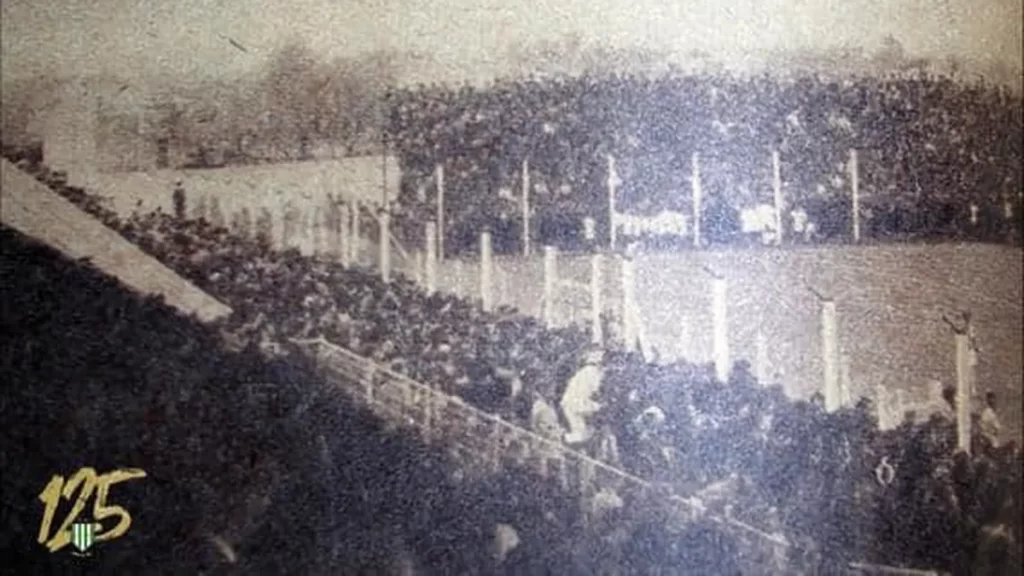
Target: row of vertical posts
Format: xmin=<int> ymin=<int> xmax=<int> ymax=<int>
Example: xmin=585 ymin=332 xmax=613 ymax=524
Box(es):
xmin=438 ymin=146 xmax=865 ymax=259
xmin=686 ymin=148 xmax=862 ymax=245
xmin=827 ymin=299 xmax=977 ymax=454
xmin=265 ymin=194 xmax=365 ymax=270
xmin=537 ymin=245 xmax=633 ymax=350
xmin=432 ymin=147 xmax=869 ymax=258
xmin=265 ymin=195 xmax=400 ymax=286
xmin=295 ymin=196 xmax=978 ymax=454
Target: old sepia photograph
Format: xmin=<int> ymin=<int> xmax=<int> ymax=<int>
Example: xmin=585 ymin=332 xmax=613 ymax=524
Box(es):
xmin=1 ymin=0 xmax=1021 ymax=573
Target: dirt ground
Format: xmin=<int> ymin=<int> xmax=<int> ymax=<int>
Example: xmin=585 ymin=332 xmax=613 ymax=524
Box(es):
xmin=439 ymin=243 xmax=1023 ymax=441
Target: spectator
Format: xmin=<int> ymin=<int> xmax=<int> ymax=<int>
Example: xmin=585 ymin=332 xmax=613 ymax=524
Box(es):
xmin=173 ymin=180 xmax=186 ymax=220
xmin=980 ymin=391 xmax=1003 ymax=448
xmin=561 ymin=347 xmax=606 ymax=445
xmin=7 ymin=132 xmax=1022 ymax=575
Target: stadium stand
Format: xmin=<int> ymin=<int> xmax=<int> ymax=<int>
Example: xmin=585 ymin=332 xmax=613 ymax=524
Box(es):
xmin=381 ymin=74 xmax=1022 ymax=252
xmin=2 ymin=224 xmax=768 ymax=574
xmin=4 ymin=150 xmax=1020 ymax=574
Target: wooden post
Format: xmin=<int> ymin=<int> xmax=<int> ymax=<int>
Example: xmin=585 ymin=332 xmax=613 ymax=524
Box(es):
xmin=291 ymin=205 xmax=301 ymax=253
xmin=453 ymin=259 xmax=467 ymax=300
xmin=543 ymin=246 xmax=557 ymax=326
xmin=677 ymin=320 xmax=693 ymax=363
xmin=379 ymin=209 xmax=391 ymax=283
xmin=755 ymin=326 xmax=769 ymax=384
xmin=557 ymin=456 xmax=569 ymax=491
xmin=591 ymin=253 xmax=603 ymax=345
xmin=876 ymin=383 xmax=890 ymax=429
xmin=480 ymin=230 xmax=494 ymax=312
xmin=425 ymin=221 xmax=438 ymax=294
xmin=840 ymin=353 xmax=853 ymax=409
xmin=349 ymin=200 xmax=360 ymax=265
xmin=822 ymin=300 xmax=840 ymax=412
xmin=522 ymin=159 xmax=531 ymax=256
xmin=305 ymin=207 xmax=315 ymax=255
xmin=773 ymin=149 xmax=784 ymax=246
xmin=435 ymin=163 xmax=445 ymax=259
xmin=691 ymin=152 xmax=702 ymax=248
xmin=311 ymin=206 xmax=323 ymax=257
xmin=414 ymin=250 xmax=424 ymax=286
xmin=339 ymin=203 xmax=351 ymax=267
xmin=608 ymin=154 xmax=619 ymax=251
xmin=712 ymin=277 xmax=730 ymax=382
xmin=498 ymin=265 xmax=509 ymax=307
xmin=955 ymin=332 xmax=973 ymax=454
xmin=304 ymin=207 xmax=314 ymax=255
xmin=280 ymin=200 xmax=291 ymax=251
xmin=274 ymin=195 xmax=286 ymax=251
xmin=896 ymin=389 xmax=908 ymax=424
xmin=621 ymin=256 xmax=638 ymax=352
xmin=849 ymin=149 xmax=860 ymax=243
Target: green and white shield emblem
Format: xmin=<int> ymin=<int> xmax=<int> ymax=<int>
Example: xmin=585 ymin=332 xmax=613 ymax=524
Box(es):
xmin=71 ymin=521 xmax=100 ymax=554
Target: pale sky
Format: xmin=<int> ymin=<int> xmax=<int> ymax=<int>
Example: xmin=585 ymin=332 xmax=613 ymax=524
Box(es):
xmin=2 ymin=0 xmax=1021 ymax=84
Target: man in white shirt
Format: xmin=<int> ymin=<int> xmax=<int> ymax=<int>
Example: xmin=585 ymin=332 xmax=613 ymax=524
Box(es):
xmin=560 ymin=348 xmax=605 ymax=445
xmin=979 ymin=391 xmax=1003 ymax=448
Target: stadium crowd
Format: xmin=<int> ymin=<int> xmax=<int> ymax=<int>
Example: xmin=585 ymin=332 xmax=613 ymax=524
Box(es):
xmin=382 ymin=74 xmax=1022 ymax=253
xmin=8 ymin=153 xmax=1021 ymax=574
xmin=3 ymin=224 xmax=760 ymax=575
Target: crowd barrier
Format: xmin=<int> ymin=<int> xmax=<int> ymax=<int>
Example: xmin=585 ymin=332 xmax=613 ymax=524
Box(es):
xmin=288 ymin=336 xmax=945 ymax=576
xmin=149 ymin=177 xmax=1017 ymax=454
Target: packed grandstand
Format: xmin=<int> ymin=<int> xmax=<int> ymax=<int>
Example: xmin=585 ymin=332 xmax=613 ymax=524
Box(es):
xmin=2 ymin=68 xmax=1023 ymax=574
xmin=379 ymin=73 xmax=1021 ymax=251
xmin=3 ymin=138 xmax=1021 ymax=573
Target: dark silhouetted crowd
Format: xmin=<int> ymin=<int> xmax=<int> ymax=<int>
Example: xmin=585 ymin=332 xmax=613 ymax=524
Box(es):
xmin=3 ymin=224 xmax=763 ymax=575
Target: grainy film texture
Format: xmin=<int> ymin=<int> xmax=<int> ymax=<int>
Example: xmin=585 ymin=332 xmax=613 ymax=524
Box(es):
xmin=2 ymin=0 xmax=1022 ymax=574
